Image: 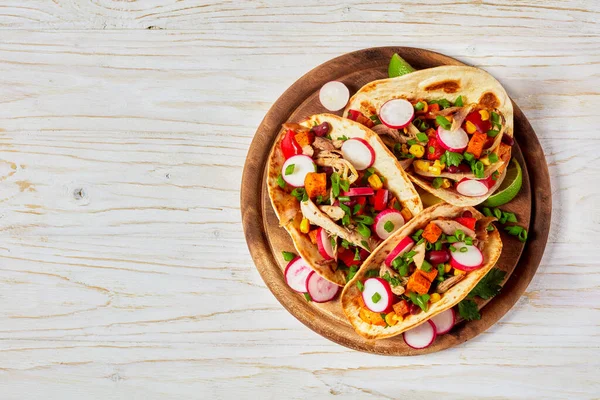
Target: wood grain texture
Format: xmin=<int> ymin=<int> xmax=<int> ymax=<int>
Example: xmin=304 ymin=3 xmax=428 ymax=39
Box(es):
xmin=0 ymin=1 xmax=598 ymax=398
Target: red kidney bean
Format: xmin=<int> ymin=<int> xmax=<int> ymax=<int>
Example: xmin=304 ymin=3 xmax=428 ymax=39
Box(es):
xmin=409 ymin=303 xmax=421 ymax=315
xmin=462 ymin=210 xmax=473 ymax=218
xmin=427 ymin=250 xmax=450 ymax=264
xmin=310 ymin=122 xmax=331 ymax=137
xmin=501 ymin=134 xmax=514 ymax=146
xmin=447 ymin=164 xmax=471 ymax=173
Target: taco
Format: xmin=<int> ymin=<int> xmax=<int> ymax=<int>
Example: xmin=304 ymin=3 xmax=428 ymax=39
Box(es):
xmin=267 ymin=113 xmax=423 ymax=286
xmin=343 ymin=66 xmax=514 ymax=206
xmin=340 ymin=202 xmax=502 ymax=339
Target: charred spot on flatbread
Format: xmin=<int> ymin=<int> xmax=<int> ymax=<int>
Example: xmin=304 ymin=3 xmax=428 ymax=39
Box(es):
xmin=479 ymin=92 xmax=500 ymax=109
xmin=424 ymin=80 xmax=460 ymax=93
xmin=360 ymin=100 xmax=377 ymax=115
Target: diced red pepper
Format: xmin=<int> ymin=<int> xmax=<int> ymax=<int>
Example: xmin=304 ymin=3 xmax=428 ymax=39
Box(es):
xmin=281 ymin=129 xmax=302 ymax=160
xmin=372 ymin=189 xmax=389 ymax=211
xmin=354 ymin=196 xmax=367 ymax=215
xmin=426 ymin=136 xmax=445 ymax=161
xmin=455 ymin=217 xmax=476 ymax=230
xmin=346 ymin=109 xmax=374 ymax=128
xmin=338 ymin=247 xmax=369 ymax=267
xmin=464 ymin=111 xmax=492 ymax=134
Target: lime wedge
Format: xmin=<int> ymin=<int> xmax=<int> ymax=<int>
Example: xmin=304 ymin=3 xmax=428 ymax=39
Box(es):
xmin=416 ymin=186 xmax=444 ymax=208
xmin=388 ymin=53 xmax=416 ymax=78
xmin=482 ymin=159 xmax=523 ymax=207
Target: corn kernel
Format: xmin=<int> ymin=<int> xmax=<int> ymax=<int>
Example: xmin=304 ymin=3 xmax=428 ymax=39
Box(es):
xmin=401 ymin=144 xmax=409 ymax=154
xmin=421 ymin=102 xmax=429 ymax=113
xmin=414 ymin=160 xmax=431 ymax=172
xmin=454 ymin=269 xmax=465 ymax=276
xmin=385 ymin=312 xmax=398 ymax=326
xmin=403 ymin=127 xmax=408 ymax=134
xmin=428 ymin=166 xmax=441 ymax=176
xmin=409 ymin=144 xmax=425 ymax=158
xmin=445 ymin=264 xmax=452 ymax=273
xmin=433 ymin=160 xmax=446 ymax=170
xmin=441 ymin=178 xmax=452 ymax=189
xmin=368 ymin=174 xmax=383 ymax=190
xmin=400 ymin=207 xmax=412 ymax=221
xmin=300 ymin=218 xmax=310 ymax=233
xmin=479 ymin=156 xmax=491 ymax=166
xmin=465 ymin=121 xmax=477 ymax=134
xmin=430 ymin=293 xmax=441 ymax=303
xmin=393 ymin=313 xmax=404 ymax=322
xmin=479 ymin=110 xmax=490 ymax=121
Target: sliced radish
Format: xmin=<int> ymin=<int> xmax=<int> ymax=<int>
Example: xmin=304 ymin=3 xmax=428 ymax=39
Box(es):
xmin=385 ymin=236 xmax=415 ymax=267
xmin=456 ymin=178 xmax=489 ymax=197
xmin=341 ymin=138 xmax=375 ymax=170
xmin=306 ymin=271 xmax=340 ymax=302
xmin=436 ymin=126 xmax=469 ymax=152
xmin=361 ymin=277 xmax=393 ymax=313
xmin=430 ymin=308 xmax=455 ymax=335
xmin=342 ymin=187 xmax=374 ymax=197
xmin=403 ymin=320 xmax=437 ymax=349
xmin=284 ymin=257 xmax=313 ymax=293
xmin=316 ymin=228 xmax=335 ymax=260
xmin=450 ymin=242 xmax=484 ymax=271
xmin=374 ymin=209 xmax=405 ymax=240
xmin=379 ymin=99 xmax=414 ymax=129
xmin=319 ymin=81 xmax=350 ymax=112
xmin=281 ymin=154 xmax=316 ymax=188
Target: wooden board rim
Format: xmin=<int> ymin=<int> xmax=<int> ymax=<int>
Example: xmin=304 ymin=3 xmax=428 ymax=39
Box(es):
xmin=241 ymin=47 xmax=552 ymax=355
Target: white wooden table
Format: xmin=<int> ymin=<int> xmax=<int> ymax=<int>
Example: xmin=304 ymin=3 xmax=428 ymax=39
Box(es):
xmin=0 ymin=1 xmax=598 ymax=398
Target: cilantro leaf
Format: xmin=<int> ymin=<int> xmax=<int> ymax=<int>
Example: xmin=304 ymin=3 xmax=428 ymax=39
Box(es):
xmin=468 ymin=268 xmax=507 ymax=300
xmin=458 ymin=299 xmax=480 ymax=321
xmin=444 ymin=151 xmax=464 ymax=167
xmin=408 ymin=292 xmax=430 ymax=312
xmin=346 ymin=266 xmax=358 ymax=283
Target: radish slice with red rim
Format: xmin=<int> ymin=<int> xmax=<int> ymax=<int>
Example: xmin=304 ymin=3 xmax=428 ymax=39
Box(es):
xmin=374 ymin=209 xmax=405 ymax=240
xmin=306 ymin=271 xmax=339 ymax=302
xmin=281 ymin=155 xmax=316 ymax=187
xmin=456 ymin=178 xmax=489 ymax=197
xmin=379 ymin=99 xmax=414 ymax=129
xmin=403 ymin=320 xmax=437 ymax=349
xmin=284 ymin=257 xmax=313 ymax=293
xmin=450 ymin=242 xmax=484 ymax=271
xmin=430 ymin=308 xmax=455 ymax=335
xmin=316 ymin=228 xmax=335 ymax=260
xmin=385 ymin=236 xmax=414 ymax=267
xmin=341 ymin=138 xmax=375 ymax=170
xmin=342 ymin=187 xmax=374 ymax=197
xmin=436 ymin=126 xmax=469 ymax=152
xmin=319 ymin=81 xmax=350 ymax=112
xmin=361 ymin=277 xmax=393 ymax=313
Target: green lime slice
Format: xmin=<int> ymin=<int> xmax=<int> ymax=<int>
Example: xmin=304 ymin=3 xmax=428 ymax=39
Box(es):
xmin=482 ymin=159 xmax=523 ymax=207
xmin=416 ymin=186 xmax=444 ymax=208
xmin=388 ymin=53 xmax=416 ymax=78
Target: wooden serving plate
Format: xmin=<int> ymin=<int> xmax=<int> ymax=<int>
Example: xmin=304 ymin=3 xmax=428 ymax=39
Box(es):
xmin=241 ymin=47 xmax=551 ymax=355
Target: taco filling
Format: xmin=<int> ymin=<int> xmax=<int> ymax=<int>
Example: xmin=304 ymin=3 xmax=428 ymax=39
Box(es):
xmin=268 ymin=114 xmax=422 ymax=285
xmin=341 ymin=203 xmax=502 ymax=339
xmin=348 ymin=98 xmax=512 ymax=199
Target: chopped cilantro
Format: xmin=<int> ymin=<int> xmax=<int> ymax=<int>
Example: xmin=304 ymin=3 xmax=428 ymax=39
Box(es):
xmin=369 ymin=115 xmax=381 ymax=125
xmin=444 ymin=151 xmax=464 ymax=167
xmin=330 ymin=173 xmax=340 ymax=198
xmin=454 ymin=95 xmax=463 ymax=107
xmin=277 ymin=174 xmax=286 ymax=189
xmin=365 ymin=269 xmax=379 ymax=278
xmin=290 ymin=188 xmax=306 ymax=202
xmin=458 ymin=299 xmax=480 ymax=320
xmin=468 ymin=268 xmax=506 ymax=299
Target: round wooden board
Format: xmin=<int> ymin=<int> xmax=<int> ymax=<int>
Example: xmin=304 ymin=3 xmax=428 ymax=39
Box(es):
xmin=241 ymin=47 xmax=551 ymax=355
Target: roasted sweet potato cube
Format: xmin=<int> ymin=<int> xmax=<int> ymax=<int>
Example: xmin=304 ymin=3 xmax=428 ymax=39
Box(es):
xmin=466 ymin=131 xmax=487 ymax=159
xmin=308 ymin=229 xmax=318 ymax=245
xmin=496 ymin=142 xmax=512 ymax=174
xmin=294 ymin=130 xmax=315 ymax=147
xmin=407 ymin=270 xmax=432 ymax=294
xmin=392 ymin=299 xmax=410 ymax=316
xmin=304 ymin=172 xmax=327 ymax=199
xmin=359 ymin=307 xmax=386 ymax=326
xmin=422 ymin=222 xmax=442 ymax=243
xmin=419 ymin=268 xmax=438 ymax=283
